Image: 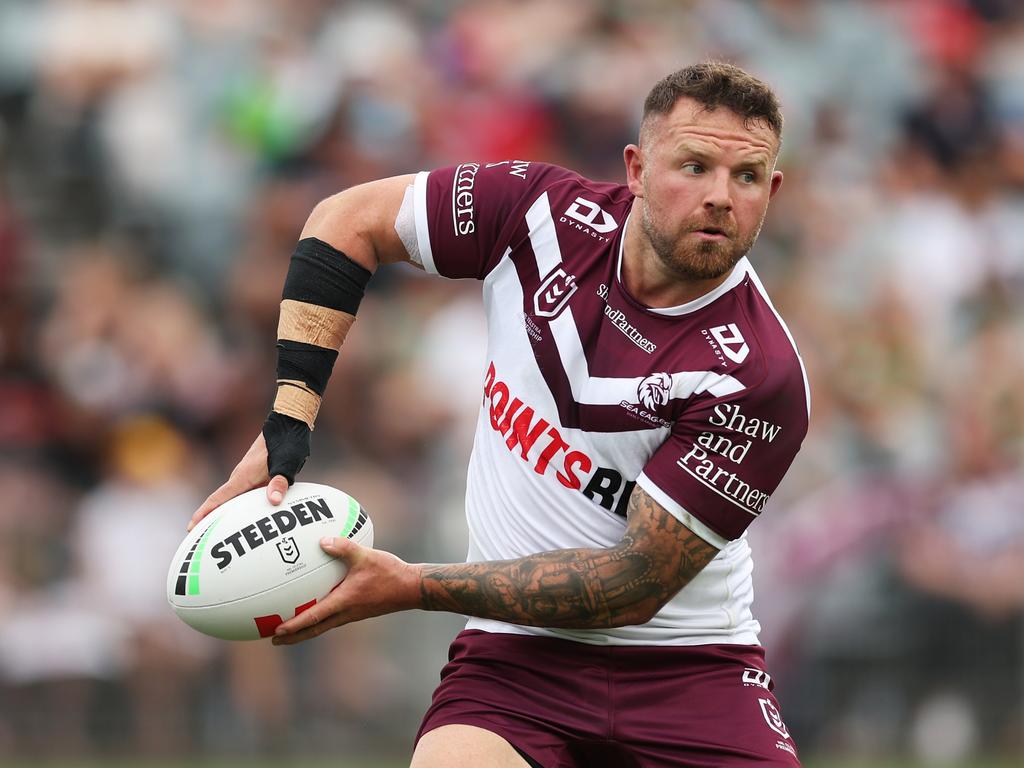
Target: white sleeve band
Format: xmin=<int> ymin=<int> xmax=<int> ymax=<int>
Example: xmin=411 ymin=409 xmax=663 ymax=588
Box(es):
xmin=394 ymin=183 xmax=421 ymax=267
xmin=413 ymin=170 xmax=437 ymax=273
xmin=635 ymin=472 xmax=730 ymax=550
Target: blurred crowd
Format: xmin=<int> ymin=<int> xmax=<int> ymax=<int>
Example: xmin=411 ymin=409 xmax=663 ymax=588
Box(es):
xmin=0 ymin=0 xmax=1021 ymax=763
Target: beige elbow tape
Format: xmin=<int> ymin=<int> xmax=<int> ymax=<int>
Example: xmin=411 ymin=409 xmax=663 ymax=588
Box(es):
xmin=277 ymin=299 xmax=356 ymax=350
xmin=273 ymin=380 xmax=322 ymax=429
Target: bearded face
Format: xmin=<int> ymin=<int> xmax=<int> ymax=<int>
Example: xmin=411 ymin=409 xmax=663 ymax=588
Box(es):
xmin=626 ymin=99 xmax=781 ymax=289
xmin=639 ymin=194 xmax=765 ymax=281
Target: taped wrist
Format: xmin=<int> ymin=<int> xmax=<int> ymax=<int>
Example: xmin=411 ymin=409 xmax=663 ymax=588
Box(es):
xmin=272 ymin=238 xmax=371 ymax=429
xmin=283 ymin=237 xmax=372 ymax=315
xmin=274 ymin=340 xmax=337 ymax=426
xmin=262 ymin=411 xmax=310 ymax=484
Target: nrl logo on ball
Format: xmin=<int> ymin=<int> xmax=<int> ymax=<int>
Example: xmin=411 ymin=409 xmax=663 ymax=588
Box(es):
xmin=276 ymin=536 xmax=300 ymax=564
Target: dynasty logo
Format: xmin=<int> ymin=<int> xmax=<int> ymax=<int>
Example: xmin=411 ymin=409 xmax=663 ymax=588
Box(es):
xmin=702 ymin=323 xmax=750 ymax=366
xmin=560 ymin=197 xmax=618 ymax=242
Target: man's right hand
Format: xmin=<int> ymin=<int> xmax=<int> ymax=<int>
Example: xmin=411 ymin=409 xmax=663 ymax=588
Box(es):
xmin=189 ymin=411 xmax=311 ymax=531
xmin=187 ymin=432 xmax=289 ymax=531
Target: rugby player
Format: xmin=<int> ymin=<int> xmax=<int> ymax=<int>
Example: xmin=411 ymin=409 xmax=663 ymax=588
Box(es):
xmin=190 ymin=61 xmax=809 ymax=767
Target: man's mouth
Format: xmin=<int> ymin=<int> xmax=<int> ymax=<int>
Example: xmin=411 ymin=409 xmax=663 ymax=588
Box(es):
xmin=694 ymin=226 xmax=728 ymax=238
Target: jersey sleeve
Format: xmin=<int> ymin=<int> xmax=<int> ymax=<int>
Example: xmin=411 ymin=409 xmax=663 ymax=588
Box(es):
xmin=412 ymin=161 xmax=574 ymax=280
xmin=636 ymin=380 xmax=808 ymax=549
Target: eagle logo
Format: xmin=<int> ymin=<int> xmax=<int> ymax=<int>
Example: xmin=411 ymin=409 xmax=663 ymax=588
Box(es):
xmin=637 ymin=373 xmax=672 ymax=411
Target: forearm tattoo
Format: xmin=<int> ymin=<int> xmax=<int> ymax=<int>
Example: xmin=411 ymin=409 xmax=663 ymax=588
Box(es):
xmin=419 ymin=490 xmax=720 ymax=628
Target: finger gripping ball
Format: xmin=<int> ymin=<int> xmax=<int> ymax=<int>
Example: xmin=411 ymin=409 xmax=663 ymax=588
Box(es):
xmin=167 ymin=482 xmax=373 ymax=640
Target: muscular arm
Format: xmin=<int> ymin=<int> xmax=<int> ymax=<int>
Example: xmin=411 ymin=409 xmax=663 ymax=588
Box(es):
xmin=271 ymin=486 xmax=720 ymax=644
xmin=188 ymin=175 xmax=419 ymax=530
xmin=418 ymin=487 xmax=719 ymax=628
xmin=300 ymin=173 xmax=419 ymax=272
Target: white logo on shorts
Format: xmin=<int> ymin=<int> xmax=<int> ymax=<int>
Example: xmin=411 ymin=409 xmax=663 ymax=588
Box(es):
xmin=776 ymin=740 xmax=797 ymax=756
xmin=742 ymin=668 xmax=771 ymax=689
xmin=759 ymin=698 xmax=790 ymax=739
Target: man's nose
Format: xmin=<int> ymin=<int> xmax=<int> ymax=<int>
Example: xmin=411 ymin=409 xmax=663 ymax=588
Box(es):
xmin=702 ymin=169 xmax=733 ymax=212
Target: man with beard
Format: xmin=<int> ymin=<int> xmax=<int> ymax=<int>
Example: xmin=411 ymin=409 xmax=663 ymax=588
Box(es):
xmin=190 ymin=61 xmax=810 ymax=767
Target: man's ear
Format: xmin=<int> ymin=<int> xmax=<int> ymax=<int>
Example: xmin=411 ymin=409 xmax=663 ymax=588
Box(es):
xmin=624 ymin=144 xmax=644 ymax=197
xmin=769 ymin=170 xmax=784 ymax=200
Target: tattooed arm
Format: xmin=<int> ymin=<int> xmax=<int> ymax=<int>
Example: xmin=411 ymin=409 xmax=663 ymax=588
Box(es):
xmin=272 ymin=486 xmax=719 ymax=644
xmin=419 ymin=487 xmax=718 ymax=628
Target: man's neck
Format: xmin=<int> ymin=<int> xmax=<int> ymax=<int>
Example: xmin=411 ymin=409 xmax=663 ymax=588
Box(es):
xmin=621 ymin=208 xmax=735 ymax=309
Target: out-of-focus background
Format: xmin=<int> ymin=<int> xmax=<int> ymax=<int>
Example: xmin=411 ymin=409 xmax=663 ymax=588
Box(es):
xmin=0 ymin=0 xmax=1021 ymax=766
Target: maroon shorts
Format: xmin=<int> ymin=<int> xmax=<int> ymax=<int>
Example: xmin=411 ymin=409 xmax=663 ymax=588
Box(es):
xmin=417 ymin=630 xmax=800 ymax=768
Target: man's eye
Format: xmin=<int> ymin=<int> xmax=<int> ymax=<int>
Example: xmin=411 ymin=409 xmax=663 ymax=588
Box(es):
xmin=738 ymin=171 xmax=757 ymax=183
xmin=682 ymin=163 xmax=704 ymax=174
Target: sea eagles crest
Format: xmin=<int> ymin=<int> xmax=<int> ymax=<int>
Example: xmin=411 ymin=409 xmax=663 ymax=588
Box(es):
xmin=638 ymin=373 xmax=672 ymax=411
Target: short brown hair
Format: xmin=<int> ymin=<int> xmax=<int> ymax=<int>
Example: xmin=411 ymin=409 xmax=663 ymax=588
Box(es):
xmin=642 ymin=61 xmax=783 ymax=143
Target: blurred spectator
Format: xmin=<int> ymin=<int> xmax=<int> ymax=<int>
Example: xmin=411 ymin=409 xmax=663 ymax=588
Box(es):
xmin=0 ymin=459 xmax=97 ymax=757
xmin=69 ymin=414 xmax=214 ymax=756
xmin=897 ymin=398 xmax=1024 ymax=758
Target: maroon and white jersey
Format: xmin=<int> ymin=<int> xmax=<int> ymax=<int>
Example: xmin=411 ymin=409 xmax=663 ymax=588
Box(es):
xmin=404 ymin=161 xmax=809 ymax=646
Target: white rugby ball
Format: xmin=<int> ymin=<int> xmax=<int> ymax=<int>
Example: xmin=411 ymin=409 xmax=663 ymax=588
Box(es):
xmin=167 ymin=482 xmax=372 ymax=640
